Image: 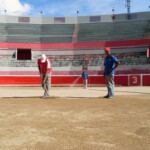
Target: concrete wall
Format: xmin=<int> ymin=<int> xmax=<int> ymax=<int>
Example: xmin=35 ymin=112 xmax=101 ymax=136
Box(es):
xmin=0 ymin=11 xmax=150 ymax=24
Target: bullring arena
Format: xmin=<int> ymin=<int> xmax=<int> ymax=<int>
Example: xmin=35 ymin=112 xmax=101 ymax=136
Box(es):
xmin=0 ymin=10 xmax=150 ymax=150
xmin=0 ymin=86 xmax=150 ymax=150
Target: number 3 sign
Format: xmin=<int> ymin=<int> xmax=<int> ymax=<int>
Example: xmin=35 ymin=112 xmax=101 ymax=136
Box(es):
xmin=129 ymin=75 xmax=141 ymax=86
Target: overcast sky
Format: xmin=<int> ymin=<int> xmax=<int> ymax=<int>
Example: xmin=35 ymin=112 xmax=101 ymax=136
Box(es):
xmin=0 ymin=0 xmax=149 ymax=17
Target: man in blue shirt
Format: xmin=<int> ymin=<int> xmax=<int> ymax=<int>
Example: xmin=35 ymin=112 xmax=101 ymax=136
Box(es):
xmin=104 ymin=47 xmax=120 ymax=99
xmin=82 ymin=69 xmax=88 ymax=89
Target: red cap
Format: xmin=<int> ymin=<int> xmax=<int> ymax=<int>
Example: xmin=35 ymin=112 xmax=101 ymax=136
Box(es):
xmin=105 ymin=47 xmax=111 ymax=52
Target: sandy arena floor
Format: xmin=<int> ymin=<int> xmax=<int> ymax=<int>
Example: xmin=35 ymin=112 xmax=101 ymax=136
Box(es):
xmin=0 ymin=86 xmax=150 ymax=150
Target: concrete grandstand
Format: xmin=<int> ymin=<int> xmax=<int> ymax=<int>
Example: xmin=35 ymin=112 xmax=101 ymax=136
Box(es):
xmin=0 ymin=11 xmax=150 ymax=86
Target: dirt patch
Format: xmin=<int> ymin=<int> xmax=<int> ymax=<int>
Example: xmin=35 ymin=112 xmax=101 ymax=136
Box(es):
xmin=0 ymin=94 xmax=149 ymax=150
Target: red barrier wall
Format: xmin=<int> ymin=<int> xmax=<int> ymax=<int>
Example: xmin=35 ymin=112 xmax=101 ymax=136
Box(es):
xmin=52 ymin=76 xmax=83 ymax=85
xmin=143 ymin=75 xmax=150 ymax=86
xmin=0 ymin=76 xmax=41 ymax=85
xmin=0 ymin=75 xmax=149 ymax=86
xmin=88 ymin=76 xmax=105 ymax=85
xmin=115 ymin=76 xmax=128 ymax=86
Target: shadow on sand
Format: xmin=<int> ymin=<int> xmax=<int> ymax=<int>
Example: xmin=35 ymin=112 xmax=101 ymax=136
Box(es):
xmin=89 ymin=88 xmax=150 ymax=95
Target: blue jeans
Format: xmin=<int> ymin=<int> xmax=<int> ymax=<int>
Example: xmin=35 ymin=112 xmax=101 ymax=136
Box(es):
xmin=106 ymin=75 xmax=115 ymax=97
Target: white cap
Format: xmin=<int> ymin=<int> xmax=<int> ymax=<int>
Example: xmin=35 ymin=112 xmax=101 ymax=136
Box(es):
xmin=41 ymin=54 xmax=46 ymax=63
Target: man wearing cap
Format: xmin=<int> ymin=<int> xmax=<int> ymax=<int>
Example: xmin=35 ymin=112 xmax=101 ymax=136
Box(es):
xmin=103 ymin=47 xmax=120 ymax=99
xmin=37 ymin=54 xmax=52 ymax=98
